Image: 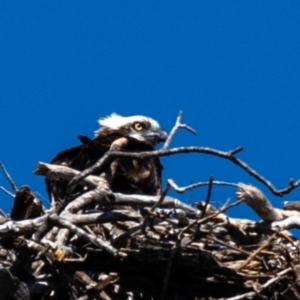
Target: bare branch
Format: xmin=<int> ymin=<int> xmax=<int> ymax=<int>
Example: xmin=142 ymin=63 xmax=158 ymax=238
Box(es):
xmin=271 ymin=216 xmax=300 ymax=231
xmin=236 ymin=232 xmax=278 ymax=271
xmin=162 ymin=110 xmax=196 ymax=149
xmin=200 ymin=176 xmax=214 ymax=219
xmin=236 ymin=183 xmax=283 ymax=221
xmin=193 ymin=176 xmax=214 ymax=239
xmin=0 ymin=160 xmax=17 ymax=192
xmin=34 ymin=162 xmax=108 ymax=189
xmin=0 ymin=208 xmax=8 ymax=218
xmin=178 ymin=199 xmax=244 ymax=240
xmin=141 ymin=182 xmax=171 ymax=232
xmin=228 ymin=146 xmax=243 ymax=156
xmin=0 ymin=186 xmax=15 ymax=198
xmin=34 ymin=164 xmax=200 ymax=218
xmin=222 ymin=268 xmax=292 ymax=300
xmin=67 ymin=210 xmax=140 ymax=225
xmin=49 ymin=214 xmax=126 ymax=257
xmin=64 ymin=145 xmax=297 ymax=197
xmin=0 ymin=215 xmax=48 ymax=236
xmin=62 ymin=187 xmax=200 ymax=218
xmin=167 ymin=178 xmax=240 ymax=193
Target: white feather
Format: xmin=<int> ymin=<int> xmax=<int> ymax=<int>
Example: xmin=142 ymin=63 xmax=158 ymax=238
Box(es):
xmin=95 ymin=113 xmax=161 ymax=136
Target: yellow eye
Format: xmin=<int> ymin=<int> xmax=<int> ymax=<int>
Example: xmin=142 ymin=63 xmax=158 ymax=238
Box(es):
xmin=133 ymin=122 xmax=144 ymax=131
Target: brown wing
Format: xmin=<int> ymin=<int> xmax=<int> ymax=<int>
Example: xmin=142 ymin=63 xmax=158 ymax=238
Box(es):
xmin=46 ymin=135 xmax=164 ymax=205
xmin=46 ymin=136 xmax=108 ymax=203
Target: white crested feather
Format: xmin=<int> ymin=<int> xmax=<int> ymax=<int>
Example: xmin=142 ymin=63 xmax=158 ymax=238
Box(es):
xmin=95 ymin=113 xmax=161 ymax=136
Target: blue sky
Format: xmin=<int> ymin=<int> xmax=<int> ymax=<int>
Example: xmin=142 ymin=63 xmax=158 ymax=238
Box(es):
xmin=1 ymin=2 xmax=300 ymax=221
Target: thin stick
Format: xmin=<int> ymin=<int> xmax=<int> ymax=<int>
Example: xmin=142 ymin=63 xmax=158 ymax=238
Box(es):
xmin=0 ymin=208 xmax=8 ymax=218
xmin=49 ymin=214 xmax=126 ymax=257
xmin=206 ymin=236 xmax=259 ymax=257
xmin=200 ymin=176 xmax=214 ymax=219
xmin=160 ymin=238 xmax=180 ymax=300
xmin=178 ymin=199 xmax=243 ymax=240
xmin=168 ymin=179 xmax=240 ymax=193
xmin=223 ymin=268 xmax=292 ymax=300
xmin=151 ymin=183 xmax=171 ymax=213
xmin=0 ymin=186 xmax=15 ymax=198
xmin=237 ymin=232 xmax=278 ymax=271
xmin=193 ymin=176 xmax=214 ymax=240
xmin=141 ymin=183 xmax=171 ymax=233
xmin=162 ymin=111 xmax=196 ymax=150
xmin=0 ymin=160 xmax=17 ymax=192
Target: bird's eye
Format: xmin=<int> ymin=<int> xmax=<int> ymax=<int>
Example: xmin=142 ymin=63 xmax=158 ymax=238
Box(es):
xmin=133 ymin=122 xmax=145 ymax=131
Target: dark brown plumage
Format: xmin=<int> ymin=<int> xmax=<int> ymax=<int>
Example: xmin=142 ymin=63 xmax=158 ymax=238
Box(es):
xmin=46 ymin=114 xmax=167 ymax=204
xmin=11 ymin=186 xmax=43 ymax=221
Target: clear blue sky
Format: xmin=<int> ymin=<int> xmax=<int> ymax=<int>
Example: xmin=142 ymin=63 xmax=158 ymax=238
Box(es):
xmin=1 ymin=2 xmax=300 ymax=221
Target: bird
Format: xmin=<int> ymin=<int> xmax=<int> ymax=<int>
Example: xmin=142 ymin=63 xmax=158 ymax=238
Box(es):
xmin=46 ymin=113 xmax=168 ymax=205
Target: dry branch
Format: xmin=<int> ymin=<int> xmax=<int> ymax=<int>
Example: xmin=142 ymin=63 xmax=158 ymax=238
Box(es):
xmin=222 ymin=268 xmax=293 ymax=300
xmin=0 ymin=160 xmax=18 ymax=193
xmin=0 ymin=186 xmax=14 ymax=198
xmin=48 ymin=214 xmax=124 ymax=257
xmin=67 ymin=144 xmax=300 ymax=197
xmin=236 ymin=183 xmax=284 ymax=221
xmin=162 ymin=110 xmax=196 ymax=149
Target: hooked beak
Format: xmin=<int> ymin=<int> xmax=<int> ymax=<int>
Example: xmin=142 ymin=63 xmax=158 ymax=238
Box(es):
xmin=143 ymin=128 xmax=168 ymax=144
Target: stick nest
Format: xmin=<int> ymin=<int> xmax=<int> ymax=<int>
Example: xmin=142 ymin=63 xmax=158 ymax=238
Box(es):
xmin=1 ymin=112 xmax=300 ymax=300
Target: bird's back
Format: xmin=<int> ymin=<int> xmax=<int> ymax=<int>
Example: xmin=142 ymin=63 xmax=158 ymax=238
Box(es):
xmin=46 ymin=135 xmax=108 ymax=203
xmin=46 ymin=134 xmax=163 ymax=204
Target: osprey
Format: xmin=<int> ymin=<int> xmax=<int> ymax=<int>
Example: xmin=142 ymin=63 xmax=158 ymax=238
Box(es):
xmin=46 ymin=114 xmax=167 ymax=204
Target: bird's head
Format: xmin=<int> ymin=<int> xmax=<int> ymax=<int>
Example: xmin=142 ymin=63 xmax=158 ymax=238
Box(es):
xmin=95 ymin=113 xmax=168 ymax=147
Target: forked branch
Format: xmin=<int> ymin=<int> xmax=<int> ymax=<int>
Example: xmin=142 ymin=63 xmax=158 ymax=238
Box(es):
xmin=162 ymin=110 xmax=196 ymax=149
xmin=67 ymin=144 xmax=298 ymax=197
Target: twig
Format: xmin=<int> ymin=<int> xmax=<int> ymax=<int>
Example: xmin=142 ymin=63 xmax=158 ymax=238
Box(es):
xmin=236 ymin=232 xmax=278 ymax=271
xmin=206 ymin=236 xmax=260 ymax=257
xmin=0 ymin=160 xmax=17 ymax=192
xmin=145 ymin=209 xmax=179 ymax=226
xmin=222 ymin=268 xmax=292 ymax=300
xmin=228 ymin=146 xmax=243 ymax=156
xmin=65 ymin=151 xmax=112 ymax=201
xmin=151 ymin=183 xmax=171 ymax=212
xmin=64 ymin=211 xmax=140 ymax=225
xmin=178 ymin=199 xmax=243 ymax=240
xmin=0 ymin=208 xmax=8 ymax=218
xmin=193 ymin=176 xmax=214 ymax=240
xmin=0 ymin=186 xmax=14 ymax=198
xmin=160 ymin=238 xmax=180 ymax=300
xmin=34 ymin=178 xmax=200 ymax=218
xmin=141 ymin=183 xmax=171 ymax=233
xmin=167 ymin=179 xmax=240 ymax=193
xmin=49 ymin=214 xmax=126 ymax=257
xmin=200 ymin=176 xmax=214 ymax=219
xmin=162 ymin=111 xmax=196 ymax=150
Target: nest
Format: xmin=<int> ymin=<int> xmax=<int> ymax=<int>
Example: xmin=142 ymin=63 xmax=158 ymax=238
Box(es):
xmin=0 ymin=161 xmax=300 ymax=300
xmin=1 ymin=114 xmax=300 ymax=299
